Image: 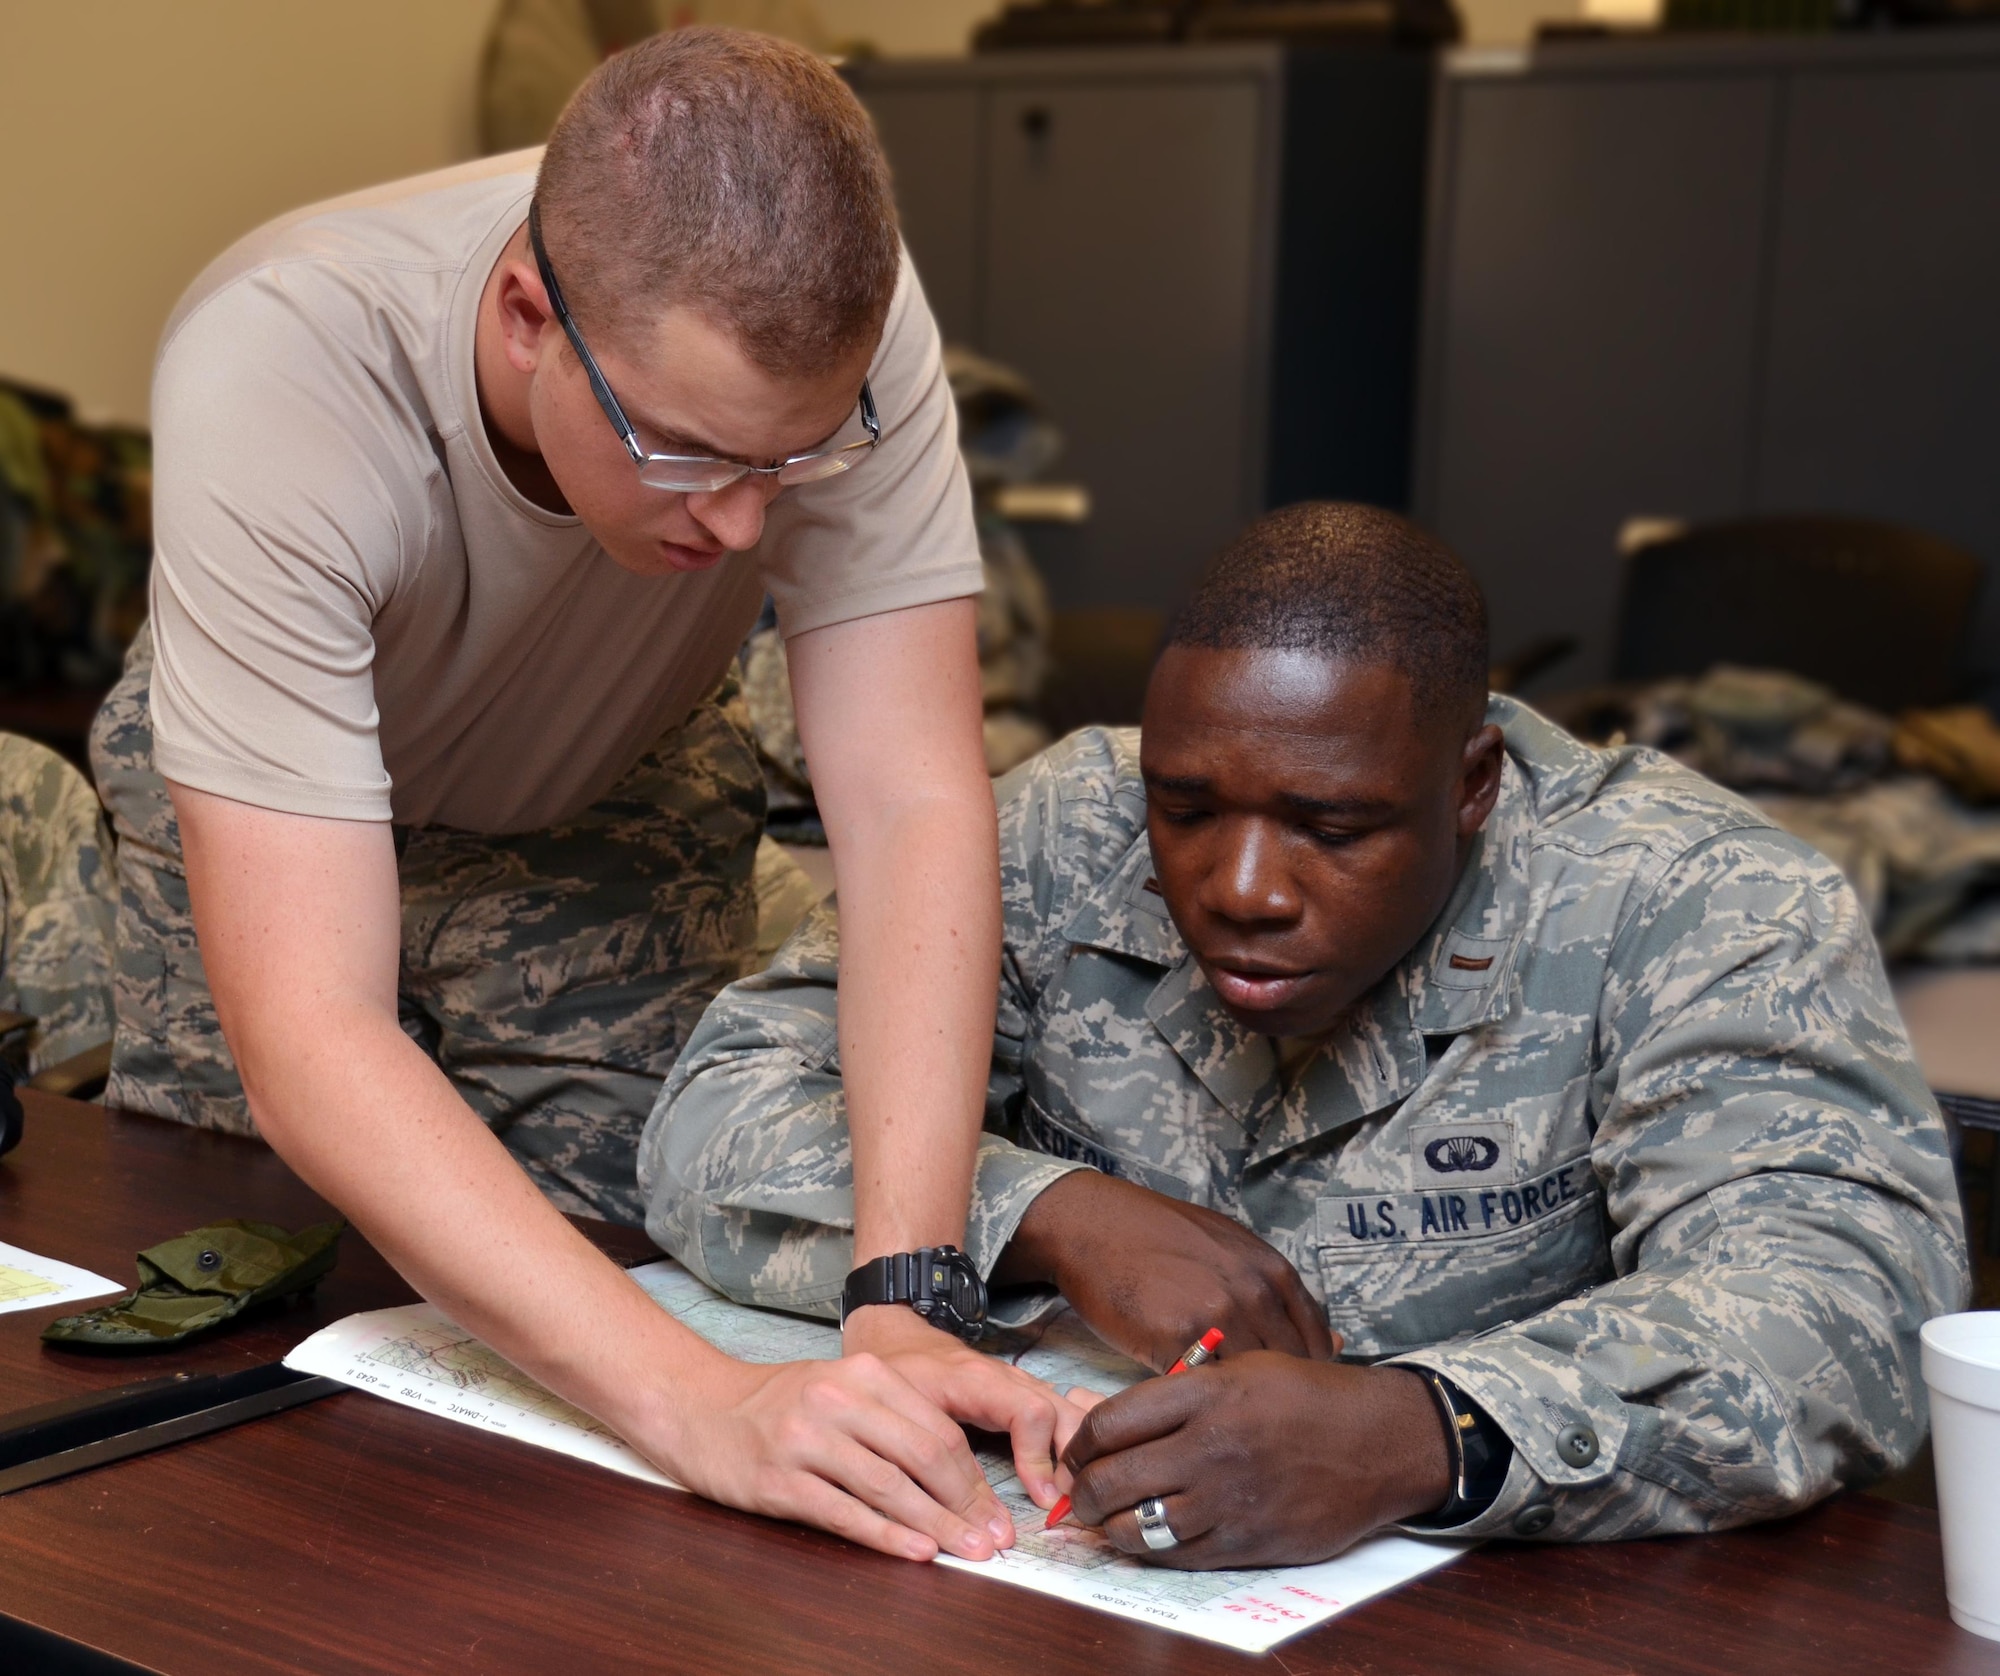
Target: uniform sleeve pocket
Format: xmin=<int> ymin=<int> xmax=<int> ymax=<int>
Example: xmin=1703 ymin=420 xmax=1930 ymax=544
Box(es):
xmin=1017 ymin=1095 xmax=1200 ymax=1202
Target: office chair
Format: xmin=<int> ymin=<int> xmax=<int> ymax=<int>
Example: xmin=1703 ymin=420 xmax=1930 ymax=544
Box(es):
xmin=1613 ymin=516 xmax=1983 ymax=713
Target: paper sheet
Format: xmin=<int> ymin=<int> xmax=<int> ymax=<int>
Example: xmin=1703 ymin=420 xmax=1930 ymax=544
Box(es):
xmin=0 ymin=1239 xmax=123 ymax=1316
xmin=285 ymin=1260 xmax=1467 ymax=1652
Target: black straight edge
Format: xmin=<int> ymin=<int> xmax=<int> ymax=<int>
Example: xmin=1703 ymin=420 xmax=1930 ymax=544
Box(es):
xmin=0 ymin=1362 xmax=317 ymax=1471
xmin=0 ymin=1611 xmax=162 ymax=1676
xmin=0 ymin=1368 xmax=344 ymax=1495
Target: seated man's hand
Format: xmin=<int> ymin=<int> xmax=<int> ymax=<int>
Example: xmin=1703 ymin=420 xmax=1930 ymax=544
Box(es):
xmin=841 ymin=1303 xmax=1088 ymax=1514
xmin=1060 ymin=1351 xmax=1451 ymax=1569
xmin=669 ymin=1350 xmax=1024 ymax=1564
xmin=995 ymin=1170 xmax=1341 ymax=1371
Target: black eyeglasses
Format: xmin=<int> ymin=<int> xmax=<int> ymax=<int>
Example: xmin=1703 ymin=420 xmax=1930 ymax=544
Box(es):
xmin=527 ymin=202 xmax=881 ymax=493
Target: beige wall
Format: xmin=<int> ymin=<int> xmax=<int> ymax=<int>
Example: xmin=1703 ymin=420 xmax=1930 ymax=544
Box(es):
xmin=0 ymin=0 xmax=996 ymax=425
xmin=0 ymin=1 xmax=496 ymax=426
xmin=1463 ymin=0 xmax=1582 ymax=40
xmin=822 ymin=0 xmax=1001 ymax=54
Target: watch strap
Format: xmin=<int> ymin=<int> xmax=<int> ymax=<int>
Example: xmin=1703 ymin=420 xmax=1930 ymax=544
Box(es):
xmin=841 ymin=1253 xmax=921 ymax=1318
xmin=1416 ymin=1370 xmax=1514 ymax=1525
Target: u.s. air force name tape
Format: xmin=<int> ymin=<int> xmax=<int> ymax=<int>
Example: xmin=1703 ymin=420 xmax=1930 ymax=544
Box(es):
xmin=1317 ymin=1154 xmax=1594 ymax=1245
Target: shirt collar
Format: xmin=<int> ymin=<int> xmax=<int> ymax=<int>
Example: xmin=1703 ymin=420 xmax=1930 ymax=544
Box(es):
xmin=1063 ymin=833 xmax=1275 ymax=1120
xmin=1397 ymin=751 xmax=1535 ymax=1037
xmin=1063 ymin=831 xmax=1184 ymax=968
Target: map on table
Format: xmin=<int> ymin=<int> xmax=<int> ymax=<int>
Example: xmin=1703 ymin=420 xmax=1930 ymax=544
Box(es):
xmin=285 ymin=1259 xmax=1467 ymax=1652
xmin=0 ymin=1239 xmax=122 ymax=1316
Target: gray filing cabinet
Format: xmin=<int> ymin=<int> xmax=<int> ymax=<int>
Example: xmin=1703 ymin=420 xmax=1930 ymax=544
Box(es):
xmin=847 ymin=46 xmax=1432 ymax=613
xmin=1413 ymin=31 xmax=2000 ymax=694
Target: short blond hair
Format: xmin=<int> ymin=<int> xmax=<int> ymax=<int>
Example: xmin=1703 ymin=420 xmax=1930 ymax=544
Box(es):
xmin=536 ymin=26 xmax=899 ymax=378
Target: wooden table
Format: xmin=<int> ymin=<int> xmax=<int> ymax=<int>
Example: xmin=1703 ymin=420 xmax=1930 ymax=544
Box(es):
xmin=2 ymin=1091 xmax=1996 ymax=1676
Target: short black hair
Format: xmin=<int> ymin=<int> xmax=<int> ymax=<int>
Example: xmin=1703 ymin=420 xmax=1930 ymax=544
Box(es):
xmin=1165 ymin=502 xmax=1489 ymax=732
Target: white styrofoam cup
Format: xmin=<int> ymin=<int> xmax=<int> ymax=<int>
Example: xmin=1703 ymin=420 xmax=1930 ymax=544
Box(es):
xmin=1922 ymin=1311 xmax=2000 ymax=1641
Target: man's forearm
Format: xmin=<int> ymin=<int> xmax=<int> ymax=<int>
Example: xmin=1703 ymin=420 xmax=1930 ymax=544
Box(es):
xmin=167 ymin=781 xmax=1044 ymax=1556
xmin=168 ymin=781 xmax=718 ymax=1447
xmin=225 ymin=988 xmax=725 ymax=1452
xmin=784 ymin=597 xmax=999 ymax=1280
xmin=825 ymin=786 xmax=1000 ymax=1263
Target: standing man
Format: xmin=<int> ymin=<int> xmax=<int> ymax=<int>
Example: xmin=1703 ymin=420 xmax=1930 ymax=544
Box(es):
xmin=90 ymin=27 xmax=1071 ymax=1561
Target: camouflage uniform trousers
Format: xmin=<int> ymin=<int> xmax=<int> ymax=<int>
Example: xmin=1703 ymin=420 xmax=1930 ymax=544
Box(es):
xmin=0 ymin=732 xmax=117 ymax=1073
xmin=90 ymin=622 xmax=764 ymax=1224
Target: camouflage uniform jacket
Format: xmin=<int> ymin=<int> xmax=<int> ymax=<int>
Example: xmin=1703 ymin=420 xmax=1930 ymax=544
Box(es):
xmin=642 ymin=700 xmax=1970 ymax=1542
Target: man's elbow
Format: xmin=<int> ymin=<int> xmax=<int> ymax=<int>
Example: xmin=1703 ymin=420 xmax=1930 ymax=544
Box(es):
xmin=641 ymin=1050 xmax=851 ymax=1280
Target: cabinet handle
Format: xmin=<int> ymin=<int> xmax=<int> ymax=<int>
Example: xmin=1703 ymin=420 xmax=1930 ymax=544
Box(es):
xmin=1019 ymin=105 xmax=1051 ymax=140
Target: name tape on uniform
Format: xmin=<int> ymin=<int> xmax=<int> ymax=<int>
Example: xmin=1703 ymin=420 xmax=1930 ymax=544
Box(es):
xmin=1318 ymin=1156 xmax=1593 ymax=1246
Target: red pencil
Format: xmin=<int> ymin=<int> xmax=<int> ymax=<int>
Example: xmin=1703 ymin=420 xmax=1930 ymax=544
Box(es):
xmin=1042 ymin=1327 xmax=1224 ymax=1531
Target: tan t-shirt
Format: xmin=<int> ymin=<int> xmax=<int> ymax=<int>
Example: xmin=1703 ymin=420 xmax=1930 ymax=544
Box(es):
xmin=146 ymin=150 xmax=981 ymax=833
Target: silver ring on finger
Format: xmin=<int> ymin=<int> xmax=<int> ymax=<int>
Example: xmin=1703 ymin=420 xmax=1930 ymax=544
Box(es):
xmin=1135 ymin=1497 xmax=1179 ymax=1552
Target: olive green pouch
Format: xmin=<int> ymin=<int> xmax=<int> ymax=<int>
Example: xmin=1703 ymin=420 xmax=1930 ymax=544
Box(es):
xmin=41 ymin=1218 xmax=345 ymax=1350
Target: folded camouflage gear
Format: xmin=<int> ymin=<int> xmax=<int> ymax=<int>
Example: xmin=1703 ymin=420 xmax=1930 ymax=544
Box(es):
xmin=1897 ymin=706 xmax=2000 ymax=806
xmin=0 ymin=378 xmax=152 ymax=692
xmin=1757 ymin=777 xmax=2000 ymax=960
xmin=1545 ymin=670 xmax=2000 ymax=958
xmin=1626 ymin=666 xmax=1898 ymax=795
xmin=41 ymin=1218 xmax=344 ymax=1349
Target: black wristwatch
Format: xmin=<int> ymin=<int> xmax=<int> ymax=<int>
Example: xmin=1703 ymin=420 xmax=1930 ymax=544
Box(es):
xmin=1417 ymin=1370 xmax=1514 ymax=1525
xmin=840 ymin=1245 xmax=988 ymax=1343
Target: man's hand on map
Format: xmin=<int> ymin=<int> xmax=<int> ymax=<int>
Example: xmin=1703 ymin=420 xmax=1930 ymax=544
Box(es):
xmin=664 ymin=1349 xmax=1024 ymax=1564
xmin=840 ymin=1303 xmax=1087 ymax=1512
xmin=1057 ymin=1352 xmax=1451 ymax=1570
xmin=993 ymin=1172 xmax=1340 ymax=1372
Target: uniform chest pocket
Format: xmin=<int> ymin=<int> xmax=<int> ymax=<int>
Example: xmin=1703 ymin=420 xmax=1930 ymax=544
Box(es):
xmin=1312 ymin=1165 xmax=1613 ymax=1358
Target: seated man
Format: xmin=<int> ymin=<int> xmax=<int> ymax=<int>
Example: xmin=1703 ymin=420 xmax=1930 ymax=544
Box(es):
xmin=640 ymin=502 xmax=1968 ymax=1567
